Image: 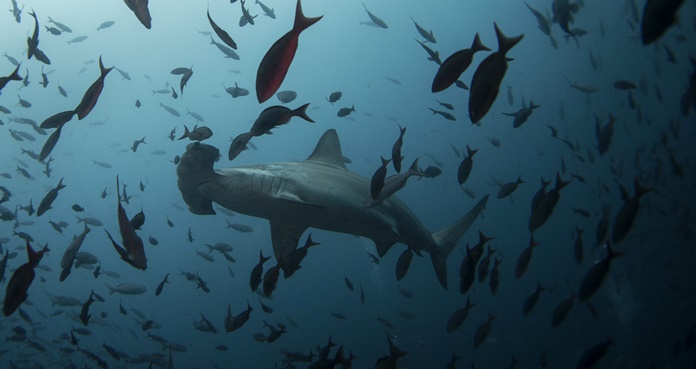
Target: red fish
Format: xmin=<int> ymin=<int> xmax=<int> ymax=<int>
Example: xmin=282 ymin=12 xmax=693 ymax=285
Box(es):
xmin=3 ymin=241 xmax=48 ymax=316
xmin=75 ymin=56 xmax=113 ymax=120
xmin=255 ymin=0 xmax=322 ymax=103
xmin=106 ymin=176 xmax=147 ymax=270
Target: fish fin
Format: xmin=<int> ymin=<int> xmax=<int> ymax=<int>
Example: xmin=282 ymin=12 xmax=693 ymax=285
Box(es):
xmin=269 ymin=222 xmax=307 ymax=265
xmin=471 ymin=33 xmax=490 ymax=52
xmin=305 ymin=129 xmax=348 ymax=170
xmin=293 ymin=0 xmax=322 ymax=33
xmin=494 ymin=22 xmax=524 ymax=56
xmin=293 ymin=103 xmax=314 ymax=123
xmin=430 ymin=195 xmax=489 ymax=289
xmin=104 ymin=230 xmax=129 ymax=261
xmin=375 ymin=241 xmax=395 ymax=257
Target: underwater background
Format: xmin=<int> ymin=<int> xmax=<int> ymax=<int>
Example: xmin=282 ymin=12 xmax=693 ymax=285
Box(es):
xmin=1 ymin=0 xmax=695 ymax=368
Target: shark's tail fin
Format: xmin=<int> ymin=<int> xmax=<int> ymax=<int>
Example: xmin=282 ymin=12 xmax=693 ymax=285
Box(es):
xmin=430 ymin=194 xmax=489 ymax=289
xmin=176 ymin=142 xmax=220 ymax=215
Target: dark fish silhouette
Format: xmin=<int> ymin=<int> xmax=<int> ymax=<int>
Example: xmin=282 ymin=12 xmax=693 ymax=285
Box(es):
xmin=75 ymin=57 xmax=113 ymax=120
xmin=432 ymin=33 xmax=489 ymax=93
xmin=123 ymin=0 xmax=152 ymax=29
xmin=207 ymin=7 xmax=237 ymax=49
xmin=105 ymin=176 xmax=147 ymax=270
xmin=469 ymin=24 xmax=523 ymax=123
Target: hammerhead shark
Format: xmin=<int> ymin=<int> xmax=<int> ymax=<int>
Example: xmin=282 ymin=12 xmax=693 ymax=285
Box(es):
xmin=176 ymin=129 xmax=488 ymax=289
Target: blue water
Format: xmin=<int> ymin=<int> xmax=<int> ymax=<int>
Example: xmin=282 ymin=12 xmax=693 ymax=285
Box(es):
xmin=1 ymin=0 xmax=695 ymax=368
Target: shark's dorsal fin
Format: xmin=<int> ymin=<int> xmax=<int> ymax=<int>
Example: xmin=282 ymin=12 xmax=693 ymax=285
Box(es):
xmin=306 ymin=129 xmax=347 ymax=170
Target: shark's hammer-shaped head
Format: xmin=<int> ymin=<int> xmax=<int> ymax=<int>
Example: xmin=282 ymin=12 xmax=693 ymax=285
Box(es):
xmin=177 ymin=142 xmax=220 ymax=215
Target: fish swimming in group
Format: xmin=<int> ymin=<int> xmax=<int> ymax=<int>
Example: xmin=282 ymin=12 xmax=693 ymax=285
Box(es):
xmin=75 ymin=57 xmax=113 ymax=120
xmin=256 ymin=0 xmax=322 ymax=103
xmin=469 ymin=23 xmax=524 ymax=124
xmin=3 ymin=241 xmax=48 ymax=317
xmin=104 ymin=176 xmax=147 ymax=270
xmin=432 ymin=34 xmax=489 ymax=93
xmin=361 ymin=3 xmax=388 ymax=29
xmin=37 ymin=178 xmax=66 ymax=217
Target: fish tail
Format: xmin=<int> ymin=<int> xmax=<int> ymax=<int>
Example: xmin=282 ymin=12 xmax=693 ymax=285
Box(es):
xmin=25 ymin=240 xmax=39 ymax=266
xmin=178 ymin=125 xmax=190 ymax=140
xmin=430 ymin=195 xmax=488 ymax=289
xmin=293 ymin=0 xmax=322 ymax=33
xmin=407 ymin=158 xmax=426 ymax=177
xmin=9 ymin=63 xmax=22 ymax=81
xmin=471 ymin=33 xmax=490 ymax=52
xmin=98 ymin=56 xmax=113 ymax=77
xmin=293 ymin=103 xmax=314 ymax=123
xmin=494 ymin=23 xmax=524 ymax=56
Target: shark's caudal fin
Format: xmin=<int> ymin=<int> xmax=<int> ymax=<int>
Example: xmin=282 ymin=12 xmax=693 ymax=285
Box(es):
xmin=176 ymin=142 xmax=221 ymax=215
xmin=430 ymin=194 xmax=489 ymax=289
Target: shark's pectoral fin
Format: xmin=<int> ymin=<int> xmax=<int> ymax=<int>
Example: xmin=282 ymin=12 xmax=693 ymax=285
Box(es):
xmin=270 ymin=222 xmax=307 ymax=265
xmin=276 ymin=191 xmax=325 ymax=210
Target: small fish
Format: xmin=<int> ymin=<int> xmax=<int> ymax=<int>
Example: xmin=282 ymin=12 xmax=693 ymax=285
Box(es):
xmin=429 ymin=107 xmax=456 ymax=121
xmin=391 ymin=126 xmax=406 ymax=173
xmin=159 ymin=102 xmax=180 ymax=117
xmin=67 ymin=36 xmax=88 ymax=44
xmin=361 ymin=3 xmax=388 ymax=29
xmin=473 ymin=311 xmax=496 ymax=348
xmin=326 ymin=91 xmax=342 ymax=104
xmin=96 ymin=21 xmax=115 ymax=31
xmin=457 ymin=146 xmax=477 ymax=185
xmin=207 ymin=7 xmax=237 ymax=49
xmin=469 ymin=24 xmax=523 ymax=123
xmin=75 ymin=56 xmax=113 ymax=120
xmin=497 ymin=176 xmax=524 ymax=199
xmin=255 ymin=0 xmax=322 ymax=102
xmin=432 ymin=33 xmax=489 ymax=92
xmin=370 ymin=156 xmax=391 ymax=199
xmin=155 ymin=273 xmax=169 ymax=296
xmin=250 ymin=251 xmax=271 ymax=292
xmin=337 ymin=104 xmax=356 ymax=117
xmin=276 ymin=90 xmax=297 ymax=103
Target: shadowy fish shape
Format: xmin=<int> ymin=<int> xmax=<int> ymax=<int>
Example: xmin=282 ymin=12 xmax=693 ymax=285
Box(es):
xmin=250 ymin=103 xmax=314 ymax=136
xmin=640 ymin=0 xmax=684 ymax=45
xmin=207 ymin=7 xmax=237 ymax=49
xmin=432 ymin=33 xmax=489 ymax=93
xmin=75 ymin=57 xmax=112 ymax=120
xmin=3 ymin=241 xmax=48 ymax=316
xmin=469 ymin=24 xmax=523 ymax=123
xmin=105 ymin=176 xmax=147 ymax=270
xmin=37 ymin=178 xmax=66 ymax=216
xmin=123 ymin=0 xmax=152 ymax=29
